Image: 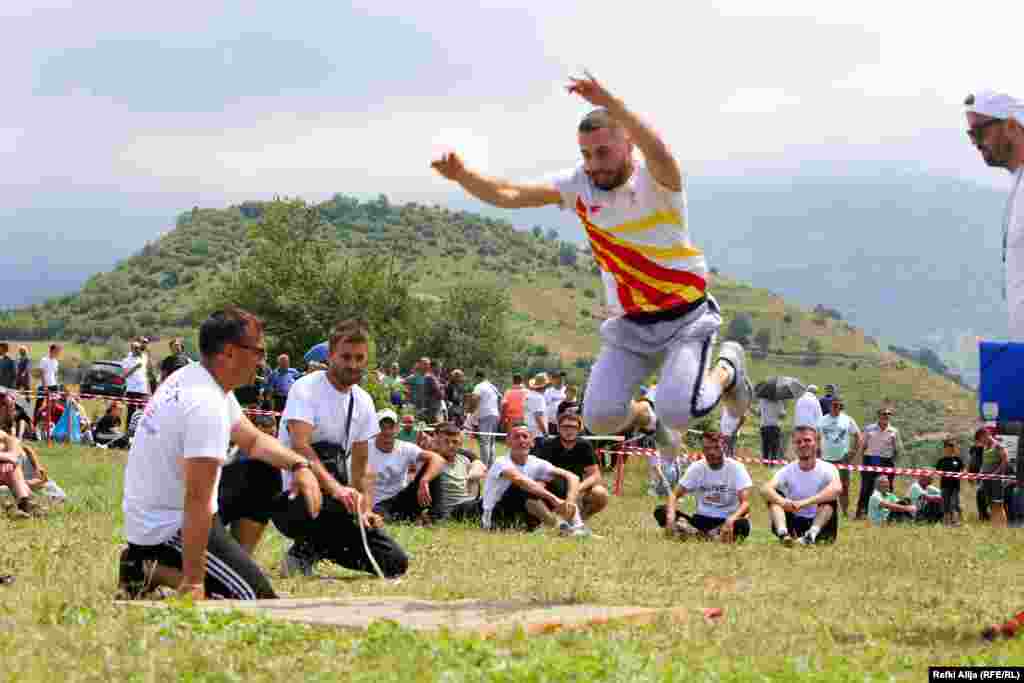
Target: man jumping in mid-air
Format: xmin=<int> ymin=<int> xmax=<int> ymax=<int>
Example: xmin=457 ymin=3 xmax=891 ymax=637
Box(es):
xmin=432 ymin=72 xmax=751 ymax=456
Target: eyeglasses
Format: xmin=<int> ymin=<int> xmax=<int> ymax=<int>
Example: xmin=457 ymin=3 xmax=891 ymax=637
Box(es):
xmin=967 ymin=118 xmax=1003 ymax=142
xmin=234 ymin=342 xmax=267 ymax=358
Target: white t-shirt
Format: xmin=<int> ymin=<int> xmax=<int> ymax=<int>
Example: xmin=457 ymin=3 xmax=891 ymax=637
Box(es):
xmin=38 ymin=356 xmax=58 ymax=387
xmin=552 ymin=159 xmax=707 ymax=319
xmin=680 ymin=458 xmax=753 ymax=519
xmin=481 ymin=455 xmax=555 ymax=528
xmin=793 ymin=392 xmax=823 ymax=429
xmin=367 ymin=440 xmax=422 ymax=505
xmin=774 ymin=460 xmax=840 ymax=519
xmin=817 ymin=413 xmax=860 ymax=462
xmin=525 ymin=390 xmax=547 ymax=438
xmin=1005 ymin=167 xmax=1024 ymax=339
xmin=472 ymin=380 xmax=500 ymax=419
xmin=121 ymin=354 xmax=150 ymax=394
xmin=277 ymin=371 xmax=378 ymax=491
xmin=543 ymin=385 xmax=567 ymax=425
xmin=759 ymin=399 xmax=784 ymax=427
xmin=122 ymin=363 xmax=243 ymax=545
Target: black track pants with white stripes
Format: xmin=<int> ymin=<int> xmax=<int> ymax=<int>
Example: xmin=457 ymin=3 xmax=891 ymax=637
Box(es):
xmin=125 ymin=516 xmax=276 ymax=600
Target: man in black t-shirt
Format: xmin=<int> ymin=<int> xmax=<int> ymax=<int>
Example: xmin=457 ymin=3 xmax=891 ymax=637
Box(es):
xmin=935 ymin=437 xmax=965 ymax=526
xmin=536 ymin=411 xmax=609 ymax=521
xmin=159 ymin=338 xmax=192 ymax=383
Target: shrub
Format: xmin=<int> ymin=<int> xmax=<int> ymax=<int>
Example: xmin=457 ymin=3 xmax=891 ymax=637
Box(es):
xmin=583 ymin=288 xmax=596 ymax=299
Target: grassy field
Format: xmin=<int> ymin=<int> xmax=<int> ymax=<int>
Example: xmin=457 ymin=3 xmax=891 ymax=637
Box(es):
xmin=1 ymin=439 xmax=1022 ymax=682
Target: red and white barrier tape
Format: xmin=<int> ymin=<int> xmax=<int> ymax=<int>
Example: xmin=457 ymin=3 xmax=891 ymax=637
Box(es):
xmin=598 ymin=446 xmax=1018 ymax=482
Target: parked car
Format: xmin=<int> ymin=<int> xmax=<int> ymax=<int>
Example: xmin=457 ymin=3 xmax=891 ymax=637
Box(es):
xmin=80 ymin=361 xmax=127 ymax=398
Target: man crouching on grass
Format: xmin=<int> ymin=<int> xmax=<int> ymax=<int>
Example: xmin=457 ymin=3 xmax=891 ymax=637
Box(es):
xmin=654 ymin=425 xmax=752 ymax=543
xmin=761 ymin=426 xmax=842 ymax=546
xmin=119 ymin=307 xmax=322 ymax=601
xmin=481 ymin=423 xmax=590 ymax=535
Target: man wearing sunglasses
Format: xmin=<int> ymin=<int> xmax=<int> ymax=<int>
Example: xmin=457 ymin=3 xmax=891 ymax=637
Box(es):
xmin=965 ymin=91 xmax=1024 ymax=338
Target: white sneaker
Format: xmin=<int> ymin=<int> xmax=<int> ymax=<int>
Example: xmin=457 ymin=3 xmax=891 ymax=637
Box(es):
xmin=718 ymin=341 xmax=751 ymax=421
xmin=280 ymin=543 xmax=317 ymax=578
xmin=674 ymin=518 xmax=700 ymax=539
xmin=797 ymin=531 xmax=816 ymax=546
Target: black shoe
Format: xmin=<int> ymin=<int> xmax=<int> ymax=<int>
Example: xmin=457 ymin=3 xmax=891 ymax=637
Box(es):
xmin=118 ymin=547 xmax=147 ymax=598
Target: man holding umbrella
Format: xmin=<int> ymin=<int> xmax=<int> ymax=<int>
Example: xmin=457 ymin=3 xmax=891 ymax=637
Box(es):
xmin=755 ymin=376 xmax=804 ymax=464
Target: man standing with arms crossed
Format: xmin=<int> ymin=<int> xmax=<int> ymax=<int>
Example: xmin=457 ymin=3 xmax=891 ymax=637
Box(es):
xmin=816 ymin=394 xmax=861 ymax=519
xmin=964 ymin=91 xmax=1024 ymax=338
xmin=432 ymin=72 xmax=751 ymax=458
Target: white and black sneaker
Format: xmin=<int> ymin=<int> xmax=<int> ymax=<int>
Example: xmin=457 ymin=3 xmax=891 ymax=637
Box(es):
xmin=718 ymin=341 xmax=752 ymax=422
xmin=797 ymin=531 xmax=816 ymax=546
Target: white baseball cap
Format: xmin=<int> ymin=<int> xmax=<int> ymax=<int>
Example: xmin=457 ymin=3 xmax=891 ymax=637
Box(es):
xmin=376 ymin=408 xmax=399 ymax=424
xmin=966 ymin=90 xmax=1024 ymax=124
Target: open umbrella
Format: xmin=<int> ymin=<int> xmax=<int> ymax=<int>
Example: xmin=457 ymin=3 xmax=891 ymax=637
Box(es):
xmin=0 ymin=386 xmax=31 ymax=417
xmin=303 ymin=341 xmax=329 ymax=365
xmin=754 ymin=376 xmax=805 ymax=401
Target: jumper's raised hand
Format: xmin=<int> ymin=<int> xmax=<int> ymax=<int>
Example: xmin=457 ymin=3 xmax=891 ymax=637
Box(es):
xmin=430 ymin=151 xmax=465 ymax=181
xmin=566 ymin=70 xmax=616 ymax=109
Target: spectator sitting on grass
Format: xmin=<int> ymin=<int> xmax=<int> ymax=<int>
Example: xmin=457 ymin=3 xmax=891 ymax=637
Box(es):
xmin=0 ymin=430 xmax=42 ymax=518
xmin=654 ymin=425 xmax=753 ymax=543
xmin=16 ymin=440 xmax=66 ymax=501
xmin=761 ymin=426 xmax=842 ymax=546
xmin=935 ymin=437 xmax=965 ymax=526
xmin=536 ymin=411 xmax=608 ymax=525
xmin=430 ymin=421 xmax=487 ymax=522
xmin=481 ymin=422 xmax=587 ymax=535
xmin=909 ymin=474 xmax=943 ymax=524
xmin=867 ymin=477 xmax=916 ymax=525
xmin=94 ymin=401 xmax=125 ymax=440
xmin=366 ymin=409 xmax=445 ymax=524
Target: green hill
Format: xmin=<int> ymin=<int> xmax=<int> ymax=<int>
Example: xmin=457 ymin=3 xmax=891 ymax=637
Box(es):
xmin=0 ymin=194 xmax=980 ymax=443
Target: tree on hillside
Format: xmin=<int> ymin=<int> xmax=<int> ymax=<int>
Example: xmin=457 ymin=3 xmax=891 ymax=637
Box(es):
xmin=531 ymin=226 xmax=543 ymax=239
xmin=545 ymin=228 xmax=559 ymax=242
xmin=401 ymin=282 xmax=521 ymax=374
xmin=204 ymin=198 xmax=420 ymax=361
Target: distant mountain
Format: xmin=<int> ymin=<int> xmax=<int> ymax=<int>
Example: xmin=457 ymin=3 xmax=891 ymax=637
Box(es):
xmin=0 ymin=208 xmax=165 ymax=308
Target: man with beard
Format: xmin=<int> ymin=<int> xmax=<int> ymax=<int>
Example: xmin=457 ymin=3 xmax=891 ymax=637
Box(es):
xmin=536 ymin=410 xmax=608 ymax=527
xmin=762 ymin=426 xmax=842 ymax=546
xmin=367 ymin=408 xmax=445 ymax=523
xmin=274 ymin=319 xmax=409 ymax=578
xmin=432 ymin=71 xmax=751 ymax=464
xmin=654 ymin=425 xmax=752 ymax=543
xmin=965 ymin=91 xmax=1024 ymax=337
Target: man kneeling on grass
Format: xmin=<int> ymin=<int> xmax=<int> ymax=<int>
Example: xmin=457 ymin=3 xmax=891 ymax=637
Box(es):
xmin=481 ymin=423 xmax=590 ymax=535
xmin=120 ymin=307 xmax=323 ymax=601
xmin=654 ymin=425 xmax=752 ymax=543
xmin=761 ymin=426 xmax=842 ymax=546
xmin=536 ymin=411 xmax=609 ymax=524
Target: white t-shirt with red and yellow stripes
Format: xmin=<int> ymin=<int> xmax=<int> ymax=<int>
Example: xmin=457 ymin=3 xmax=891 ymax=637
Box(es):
xmin=553 ymin=160 xmax=708 ymax=320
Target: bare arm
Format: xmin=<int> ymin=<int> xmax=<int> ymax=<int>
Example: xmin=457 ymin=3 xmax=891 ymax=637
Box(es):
xmin=567 ymin=71 xmax=682 ymax=192
xmin=468 ymin=461 xmax=487 ymax=482
xmin=287 ymin=420 xmax=359 ymax=513
xmin=349 ymin=440 xmax=371 ymax=514
xmin=551 ymin=467 xmax=581 ymax=507
xmin=580 ymin=463 xmax=602 ymax=491
xmin=796 ymin=477 xmax=842 ymax=510
xmin=231 ymin=416 xmax=321 ymax=518
xmin=502 ymin=468 xmax=561 ymax=507
xmin=431 ymin=152 xmax=562 ymax=209
xmin=761 ymin=470 xmax=788 ymax=507
xmin=180 ymin=458 xmax=220 ymax=599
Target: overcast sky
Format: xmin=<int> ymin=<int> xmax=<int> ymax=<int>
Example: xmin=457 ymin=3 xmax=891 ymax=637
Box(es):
xmin=2 ymin=1 xmax=1022 ymax=222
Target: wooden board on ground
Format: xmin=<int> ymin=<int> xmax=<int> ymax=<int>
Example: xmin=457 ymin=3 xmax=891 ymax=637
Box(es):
xmin=122 ymin=597 xmax=690 ymax=637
